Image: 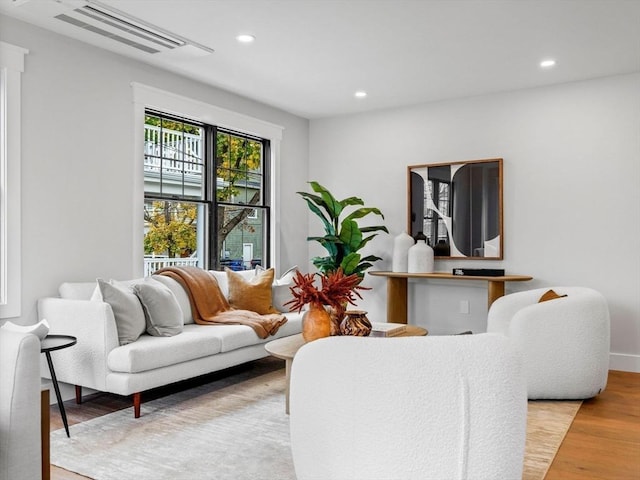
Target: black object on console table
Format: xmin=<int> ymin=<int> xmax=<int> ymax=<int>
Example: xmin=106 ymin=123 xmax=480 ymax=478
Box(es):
xmin=452 ymin=268 xmax=506 ymax=277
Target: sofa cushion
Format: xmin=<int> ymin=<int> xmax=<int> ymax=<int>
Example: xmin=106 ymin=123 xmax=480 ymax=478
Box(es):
xmin=213 ymin=311 xmax=303 ymax=353
xmin=227 ymin=267 xmax=279 ymax=314
xmin=107 ymin=324 xmax=224 ymax=373
xmin=268 ymin=265 xmax=298 ymax=312
xmin=151 ymin=275 xmax=194 ymax=325
xmin=209 ymin=268 xmax=256 ymax=298
xmin=133 ymin=279 xmax=183 ymax=337
xmin=98 ymin=279 xmax=146 ymax=346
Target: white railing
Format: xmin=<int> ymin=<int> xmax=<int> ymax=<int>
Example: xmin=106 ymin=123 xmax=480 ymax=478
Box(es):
xmin=144 ymin=257 xmax=199 ymax=277
xmin=144 ymin=124 xmax=203 ymax=176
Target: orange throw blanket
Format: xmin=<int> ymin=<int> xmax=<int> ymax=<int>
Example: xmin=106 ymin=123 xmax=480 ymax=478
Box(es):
xmin=154 ymin=266 xmax=287 ymax=339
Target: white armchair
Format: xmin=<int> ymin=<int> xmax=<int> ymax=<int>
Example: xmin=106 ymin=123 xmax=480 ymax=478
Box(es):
xmin=0 ymin=329 xmax=42 ymax=480
xmin=289 ymin=334 xmax=527 ymax=480
xmin=487 ymin=286 xmax=610 ymax=399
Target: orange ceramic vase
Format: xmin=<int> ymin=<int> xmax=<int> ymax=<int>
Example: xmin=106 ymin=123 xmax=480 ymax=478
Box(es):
xmin=302 ymin=302 xmax=332 ymax=342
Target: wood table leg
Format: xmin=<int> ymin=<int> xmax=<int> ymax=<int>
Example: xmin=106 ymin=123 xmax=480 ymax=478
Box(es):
xmin=41 ymin=389 xmax=50 ymax=480
xmin=386 ymin=277 xmax=408 ymax=324
xmin=487 ymin=280 xmax=505 ymax=308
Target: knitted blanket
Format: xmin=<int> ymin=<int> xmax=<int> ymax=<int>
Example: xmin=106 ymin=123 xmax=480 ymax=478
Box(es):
xmin=154 ymin=266 xmax=287 ymax=339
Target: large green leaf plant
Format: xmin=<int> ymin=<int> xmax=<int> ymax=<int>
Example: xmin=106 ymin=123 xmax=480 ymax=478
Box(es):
xmin=299 ymin=181 xmax=388 ymax=278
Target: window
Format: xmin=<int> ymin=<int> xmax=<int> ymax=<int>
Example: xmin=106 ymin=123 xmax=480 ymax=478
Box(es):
xmin=143 ymin=111 xmax=271 ymax=275
xmin=133 ymin=83 xmax=283 ymax=278
xmin=0 ymin=42 xmax=27 ymax=319
xmin=425 ymin=179 xmax=450 ymax=245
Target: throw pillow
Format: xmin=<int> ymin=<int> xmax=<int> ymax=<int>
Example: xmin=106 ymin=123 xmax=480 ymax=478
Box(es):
xmin=151 ymin=275 xmax=194 ymax=325
xmin=97 ymin=279 xmax=146 ymax=345
xmin=538 ymin=289 xmax=568 ymax=303
xmin=209 ymin=268 xmax=257 ymax=299
xmin=264 ymin=265 xmax=298 ymax=311
xmin=133 ymin=279 xmax=183 ymax=337
xmin=226 ymin=267 xmax=279 ymax=314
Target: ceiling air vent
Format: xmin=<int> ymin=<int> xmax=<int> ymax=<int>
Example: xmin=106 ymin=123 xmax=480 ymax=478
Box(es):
xmin=54 ymin=2 xmax=213 ymax=55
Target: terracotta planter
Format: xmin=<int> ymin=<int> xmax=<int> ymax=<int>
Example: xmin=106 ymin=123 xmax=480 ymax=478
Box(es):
xmin=302 ymin=303 xmax=332 ymax=342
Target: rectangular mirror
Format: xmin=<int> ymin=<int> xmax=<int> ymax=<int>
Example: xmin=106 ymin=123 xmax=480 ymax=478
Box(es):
xmin=408 ymin=158 xmax=503 ymax=259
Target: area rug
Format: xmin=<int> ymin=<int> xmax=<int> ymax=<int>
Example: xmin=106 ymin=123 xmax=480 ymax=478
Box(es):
xmin=51 ymin=362 xmax=581 ymax=480
xmin=523 ymin=399 xmax=582 ymax=480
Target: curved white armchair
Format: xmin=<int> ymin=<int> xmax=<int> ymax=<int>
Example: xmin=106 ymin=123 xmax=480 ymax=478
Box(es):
xmin=0 ymin=330 xmax=42 ymax=480
xmin=289 ymin=334 xmax=527 ymax=480
xmin=487 ymin=287 xmax=610 ymax=400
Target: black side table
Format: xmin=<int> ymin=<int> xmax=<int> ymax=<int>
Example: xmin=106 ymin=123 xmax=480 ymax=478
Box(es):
xmin=41 ymin=334 xmax=77 ymax=437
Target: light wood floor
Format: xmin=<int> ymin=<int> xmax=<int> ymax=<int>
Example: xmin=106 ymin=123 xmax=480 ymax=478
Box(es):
xmin=49 ymin=365 xmax=640 ymax=479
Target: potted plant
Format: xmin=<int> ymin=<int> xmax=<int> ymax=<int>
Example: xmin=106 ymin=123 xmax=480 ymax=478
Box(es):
xmin=298 ymin=181 xmax=388 ymax=278
xmin=285 ymin=269 xmax=368 ymax=341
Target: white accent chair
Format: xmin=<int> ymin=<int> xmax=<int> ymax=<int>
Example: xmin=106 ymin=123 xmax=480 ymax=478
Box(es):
xmin=487 ymin=287 xmax=610 ymax=399
xmin=289 ymin=334 xmax=527 ymax=480
xmin=0 ymin=329 xmax=42 ymax=480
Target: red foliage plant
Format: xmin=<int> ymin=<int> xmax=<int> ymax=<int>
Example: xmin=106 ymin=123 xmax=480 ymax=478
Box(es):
xmin=284 ymin=268 xmax=369 ymax=314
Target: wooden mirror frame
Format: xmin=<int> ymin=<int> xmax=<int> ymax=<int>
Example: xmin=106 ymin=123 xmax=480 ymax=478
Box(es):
xmin=407 ymin=158 xmax=503 ymax=260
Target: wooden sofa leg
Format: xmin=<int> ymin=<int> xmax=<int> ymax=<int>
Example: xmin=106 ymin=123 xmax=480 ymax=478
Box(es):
xmin=75 ymin=385 xmax=82 ymax=404
xmin=133 ymin=392 xmax=141 ymax=418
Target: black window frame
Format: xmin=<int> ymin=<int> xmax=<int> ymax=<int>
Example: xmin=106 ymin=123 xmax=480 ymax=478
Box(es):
xmin=144 ymin=109 xmax=272 ymax=271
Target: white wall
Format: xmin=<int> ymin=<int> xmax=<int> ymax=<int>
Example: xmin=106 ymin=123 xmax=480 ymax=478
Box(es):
xmin=0 ymin=15 xmax=310 ymax=325
xmin=310 ymin=73 xmax=640 ymax=371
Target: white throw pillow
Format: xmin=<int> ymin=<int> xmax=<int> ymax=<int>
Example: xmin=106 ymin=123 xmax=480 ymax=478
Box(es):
xmin=151 ymin=275 xmax=194 ymax=324
xmin=133 ymin=278 xmax=183 ymax=337
xmin=97 ymin=279 xmax=146 ymax=345
xmin=257 ymin=265 xmax=298 ymax=312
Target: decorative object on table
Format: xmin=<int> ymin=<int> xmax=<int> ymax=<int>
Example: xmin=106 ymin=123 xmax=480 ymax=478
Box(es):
xmin=1 ymin=318 xmax=50 ymax=340
xmin=369 ymin=321 xmax=407 ymax=337
xmin=433 ymin=239 xmax=450 ymax=256
xmin=413 ymin=230 xmax=427 ymax=242
xmin=407 ymin=237 xmax=434 ymax=273
xmin=284 ymin=269 xmax=367 ymax=341
xmin=339 ymin=310 xmax=372 ymax=336
xmin=297 ymin=181 xmax=388 ymax=277
xmin=452 ymin=268 xmax=505 ymax=277
xmin=392 ymin=231 xmax=414 ymax=272
xmin=301 ymin=303 xmax=332 ymax=342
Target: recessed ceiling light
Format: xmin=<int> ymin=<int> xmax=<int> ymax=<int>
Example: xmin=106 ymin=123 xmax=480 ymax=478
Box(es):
xmin=540 ymin=59 xmax=556 ymax=68
xmin=236 ymin=34 xmax=255 ymax=44
xmin=354 ymin=91 xmax=367 ymax=98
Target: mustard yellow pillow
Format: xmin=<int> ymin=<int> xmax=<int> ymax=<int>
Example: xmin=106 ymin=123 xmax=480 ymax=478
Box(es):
xmin=226 ymin=267 xmax=279 ymax=314
xmin=538 ymin=289 xmax=568 ymax=303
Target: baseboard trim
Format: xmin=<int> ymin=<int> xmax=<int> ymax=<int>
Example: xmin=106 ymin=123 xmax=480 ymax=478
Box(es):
xmin=609 ymin=352 xmax=640 ymax=373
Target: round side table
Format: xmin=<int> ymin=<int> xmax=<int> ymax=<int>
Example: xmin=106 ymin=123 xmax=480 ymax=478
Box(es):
xmin=41 ymin=334 xmax=77 ymax=437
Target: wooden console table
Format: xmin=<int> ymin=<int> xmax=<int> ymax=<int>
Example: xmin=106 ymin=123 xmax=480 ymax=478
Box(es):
xmin=369 ymin=271 xmax=533 ymax=324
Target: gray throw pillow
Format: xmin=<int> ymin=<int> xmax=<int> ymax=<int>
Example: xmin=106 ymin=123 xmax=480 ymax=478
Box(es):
xmin=97 ymin=279 xmax=146 ymax=345
xmin=133 ymin=279 xmax=183 ymax=337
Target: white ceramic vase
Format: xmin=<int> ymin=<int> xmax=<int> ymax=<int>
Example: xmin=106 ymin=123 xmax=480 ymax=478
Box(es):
xmin=407 ymin=239 xmax=434 ymax=273
xmin=392 ymin=231 xmax=415 ymax=272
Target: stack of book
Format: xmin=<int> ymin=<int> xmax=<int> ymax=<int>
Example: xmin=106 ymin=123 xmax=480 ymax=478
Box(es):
xmin=369 ymin=322 xmax=407 ymax=337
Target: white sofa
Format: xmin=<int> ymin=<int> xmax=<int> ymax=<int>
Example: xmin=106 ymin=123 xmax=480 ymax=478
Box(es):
xmin=0 ymin=330 xmax=42 ymax=480
xmin=37 ymin=268 xmax=302 ymax=417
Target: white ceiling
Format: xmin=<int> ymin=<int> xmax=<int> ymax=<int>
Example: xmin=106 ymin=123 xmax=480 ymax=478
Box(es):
xmin=1 ymin=0 xmax=639 ymax=119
